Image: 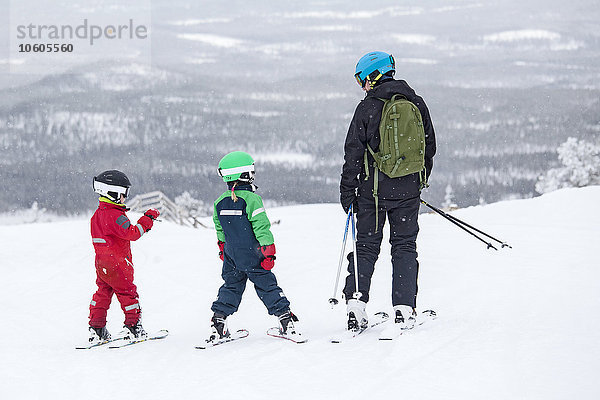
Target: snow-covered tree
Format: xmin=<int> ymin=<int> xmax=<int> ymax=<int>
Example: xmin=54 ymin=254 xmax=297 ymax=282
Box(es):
xmin=442 ymin=184 xmax=458 ymax=209
xmin=536 ymin=137 xmax=600 ymax=194
xmin=174 ymin=191 xmax=210 ymax=217
xmin=28 ymin=202 xmax=46 ymax=223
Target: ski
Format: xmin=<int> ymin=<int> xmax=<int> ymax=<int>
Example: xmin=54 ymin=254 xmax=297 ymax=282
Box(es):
xmin=330 ymin=311 xmax=389 ymax=343
xmin=76 ymin=337 xmax=124 ymax=350
xmin=108 ymin=329 xmax=169 ymax=348
xmin=266 ymin=327 xmax=307 ymax=344
xmin=195 ymin=329 xmax=249 ymax=349
xmin=379 ymin=309 xmax=437 ymax=340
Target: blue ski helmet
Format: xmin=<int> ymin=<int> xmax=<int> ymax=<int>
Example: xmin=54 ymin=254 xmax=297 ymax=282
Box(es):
xmin=354 ymin=51 xmax=395 ymax=87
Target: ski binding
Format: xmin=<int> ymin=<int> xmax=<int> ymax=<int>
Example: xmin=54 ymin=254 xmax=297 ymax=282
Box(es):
xmin=195 ymin=329 xmax=249 ymax=349
xmin=76 ymin=336 xmax=123 ymax=350
xmin=266 ymin=327 xmax=307 ymax=344
xmin=108 ymin=329 xmax=169 ymax=348
xmin=330 ymin=311 xmax=389 ymax=343
xmin=379 ymin=309 xmax=437 ymax=340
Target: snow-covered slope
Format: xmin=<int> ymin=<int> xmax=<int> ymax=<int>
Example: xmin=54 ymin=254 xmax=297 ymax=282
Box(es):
xmin=1 ymin=187 xmax=598 ymax=399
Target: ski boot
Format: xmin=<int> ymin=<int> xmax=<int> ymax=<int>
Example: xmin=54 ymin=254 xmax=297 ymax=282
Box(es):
xmin=346 ymin=299 xmax=368 ymax=332
xmin=122 ymin=321 xmax=147 ymax=341
xmin=88 ymin=326 xmax=111 ymax=344
xmin=275 ymin=310 xmax=304 ymax=342
xmin=379 ymin=305 xmax=417 ymax=340
xmin=277 ymin=311 xmax=300 ymax=336
xmin=207 ymin=313 xmax=230 ymax=343
xmin=393 ymin=305 xmax=417 ymax=330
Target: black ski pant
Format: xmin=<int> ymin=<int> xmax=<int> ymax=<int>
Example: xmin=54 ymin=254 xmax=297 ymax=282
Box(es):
xmin=343 ymin=194 xmax=420 ymax=308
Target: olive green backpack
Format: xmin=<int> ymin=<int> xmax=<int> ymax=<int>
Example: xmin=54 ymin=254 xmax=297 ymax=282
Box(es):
xmin=363 ymin=94 xmax=427 ymax=231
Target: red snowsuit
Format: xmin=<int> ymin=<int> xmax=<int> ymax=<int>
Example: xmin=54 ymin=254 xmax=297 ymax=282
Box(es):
xmin=89 ymin=198 xmax=154 ymax=328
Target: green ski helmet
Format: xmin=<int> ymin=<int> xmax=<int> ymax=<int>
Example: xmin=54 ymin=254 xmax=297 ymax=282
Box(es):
xmin=217 ymin=151 xmax=255 ymax=183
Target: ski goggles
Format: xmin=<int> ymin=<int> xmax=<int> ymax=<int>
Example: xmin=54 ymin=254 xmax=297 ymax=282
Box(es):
xmin=354 ymin=72 xmax=365 ymax=87
xmin=355 ymin=72 xmax=384 ymax=88
xmin=93 ymin=179 xmax=130 ymax=198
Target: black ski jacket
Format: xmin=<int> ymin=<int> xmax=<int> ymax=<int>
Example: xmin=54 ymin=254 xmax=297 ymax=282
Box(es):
xmin=340 ymin=79 xmax=437 ymax=201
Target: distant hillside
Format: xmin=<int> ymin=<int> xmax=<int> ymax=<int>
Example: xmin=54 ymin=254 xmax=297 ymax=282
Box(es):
xmin=2 ymin=0 xmax=599 ymax=213
xmin=0 ymin=61 xmax=598 ymax=213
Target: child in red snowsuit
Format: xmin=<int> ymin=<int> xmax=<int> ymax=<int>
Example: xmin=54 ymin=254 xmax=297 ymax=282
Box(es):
xmin=87 ymin=170 xmax=159 ymax=343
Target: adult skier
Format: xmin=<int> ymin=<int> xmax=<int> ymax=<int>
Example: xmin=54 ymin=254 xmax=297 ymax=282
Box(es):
xmin=207 ymin=151 xmax=302 ymax=344
xmin=88 ymin=170 xmax=160 ymax=344
xmin=340 ymin=51 xmax=437 ymax=335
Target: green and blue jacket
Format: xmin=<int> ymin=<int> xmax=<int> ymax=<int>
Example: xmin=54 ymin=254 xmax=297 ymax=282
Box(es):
xmin=213 ymin=183 xmax=274 ymax=248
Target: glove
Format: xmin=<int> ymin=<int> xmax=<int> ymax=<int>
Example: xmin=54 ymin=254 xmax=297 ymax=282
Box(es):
xmin=137 ymin=215 xmax=154 ymax=232
xmin=259 ymin=244 xmax=276 ymax=270
xmin=144 ymin=209 xmax=160 ymax=220
xmin=217 ymin=241 xmax=225 ymax=261
xmin=340 ymin=190 xmax=358 ymax=214
xmin=137 ymin=209 xmax=160 ymax=233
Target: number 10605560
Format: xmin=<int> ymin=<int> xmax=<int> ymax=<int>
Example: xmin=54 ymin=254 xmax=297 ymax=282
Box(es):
xmin=18 ymin=43 xmax=74 ymax=53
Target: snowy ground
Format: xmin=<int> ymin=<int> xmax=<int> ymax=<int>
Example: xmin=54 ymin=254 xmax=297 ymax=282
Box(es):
xmin=1 ymin=186 xmax=599 ymax=399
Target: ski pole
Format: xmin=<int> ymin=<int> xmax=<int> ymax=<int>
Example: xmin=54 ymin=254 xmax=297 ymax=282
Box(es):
xmin=329 ymin=210 xmax=352 ymax=307
xmin=350 ymin=205 xmax=362 ymax=300
xmin=420 ymin=199 xmax=509 ymax=250
xmin=442 ymin=210 xmax=511 ymax=248
xmin=421 ymin=199 xmax=511 ymax=248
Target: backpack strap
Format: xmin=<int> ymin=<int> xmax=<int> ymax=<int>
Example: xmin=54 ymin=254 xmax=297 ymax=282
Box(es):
xmin=419 ymin=167 xmax=429 ymax=190
xmin=364 ymin=145 xmax=380 ymax=233
xmin=373 ymin=164 xmax=379 ymax=233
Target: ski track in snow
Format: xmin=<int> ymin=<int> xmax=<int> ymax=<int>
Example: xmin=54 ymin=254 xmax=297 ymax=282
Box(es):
xmin=0 ymin=187 xmax=599 ymax=399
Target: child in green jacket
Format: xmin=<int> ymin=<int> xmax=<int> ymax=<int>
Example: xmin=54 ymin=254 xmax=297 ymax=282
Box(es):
xmin=206 ymin=151 xmax=301 ymax=344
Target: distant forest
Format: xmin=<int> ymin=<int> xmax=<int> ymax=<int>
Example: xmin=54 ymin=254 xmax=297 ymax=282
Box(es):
xmin=1 ymin=66 xmax=599 ymax=214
